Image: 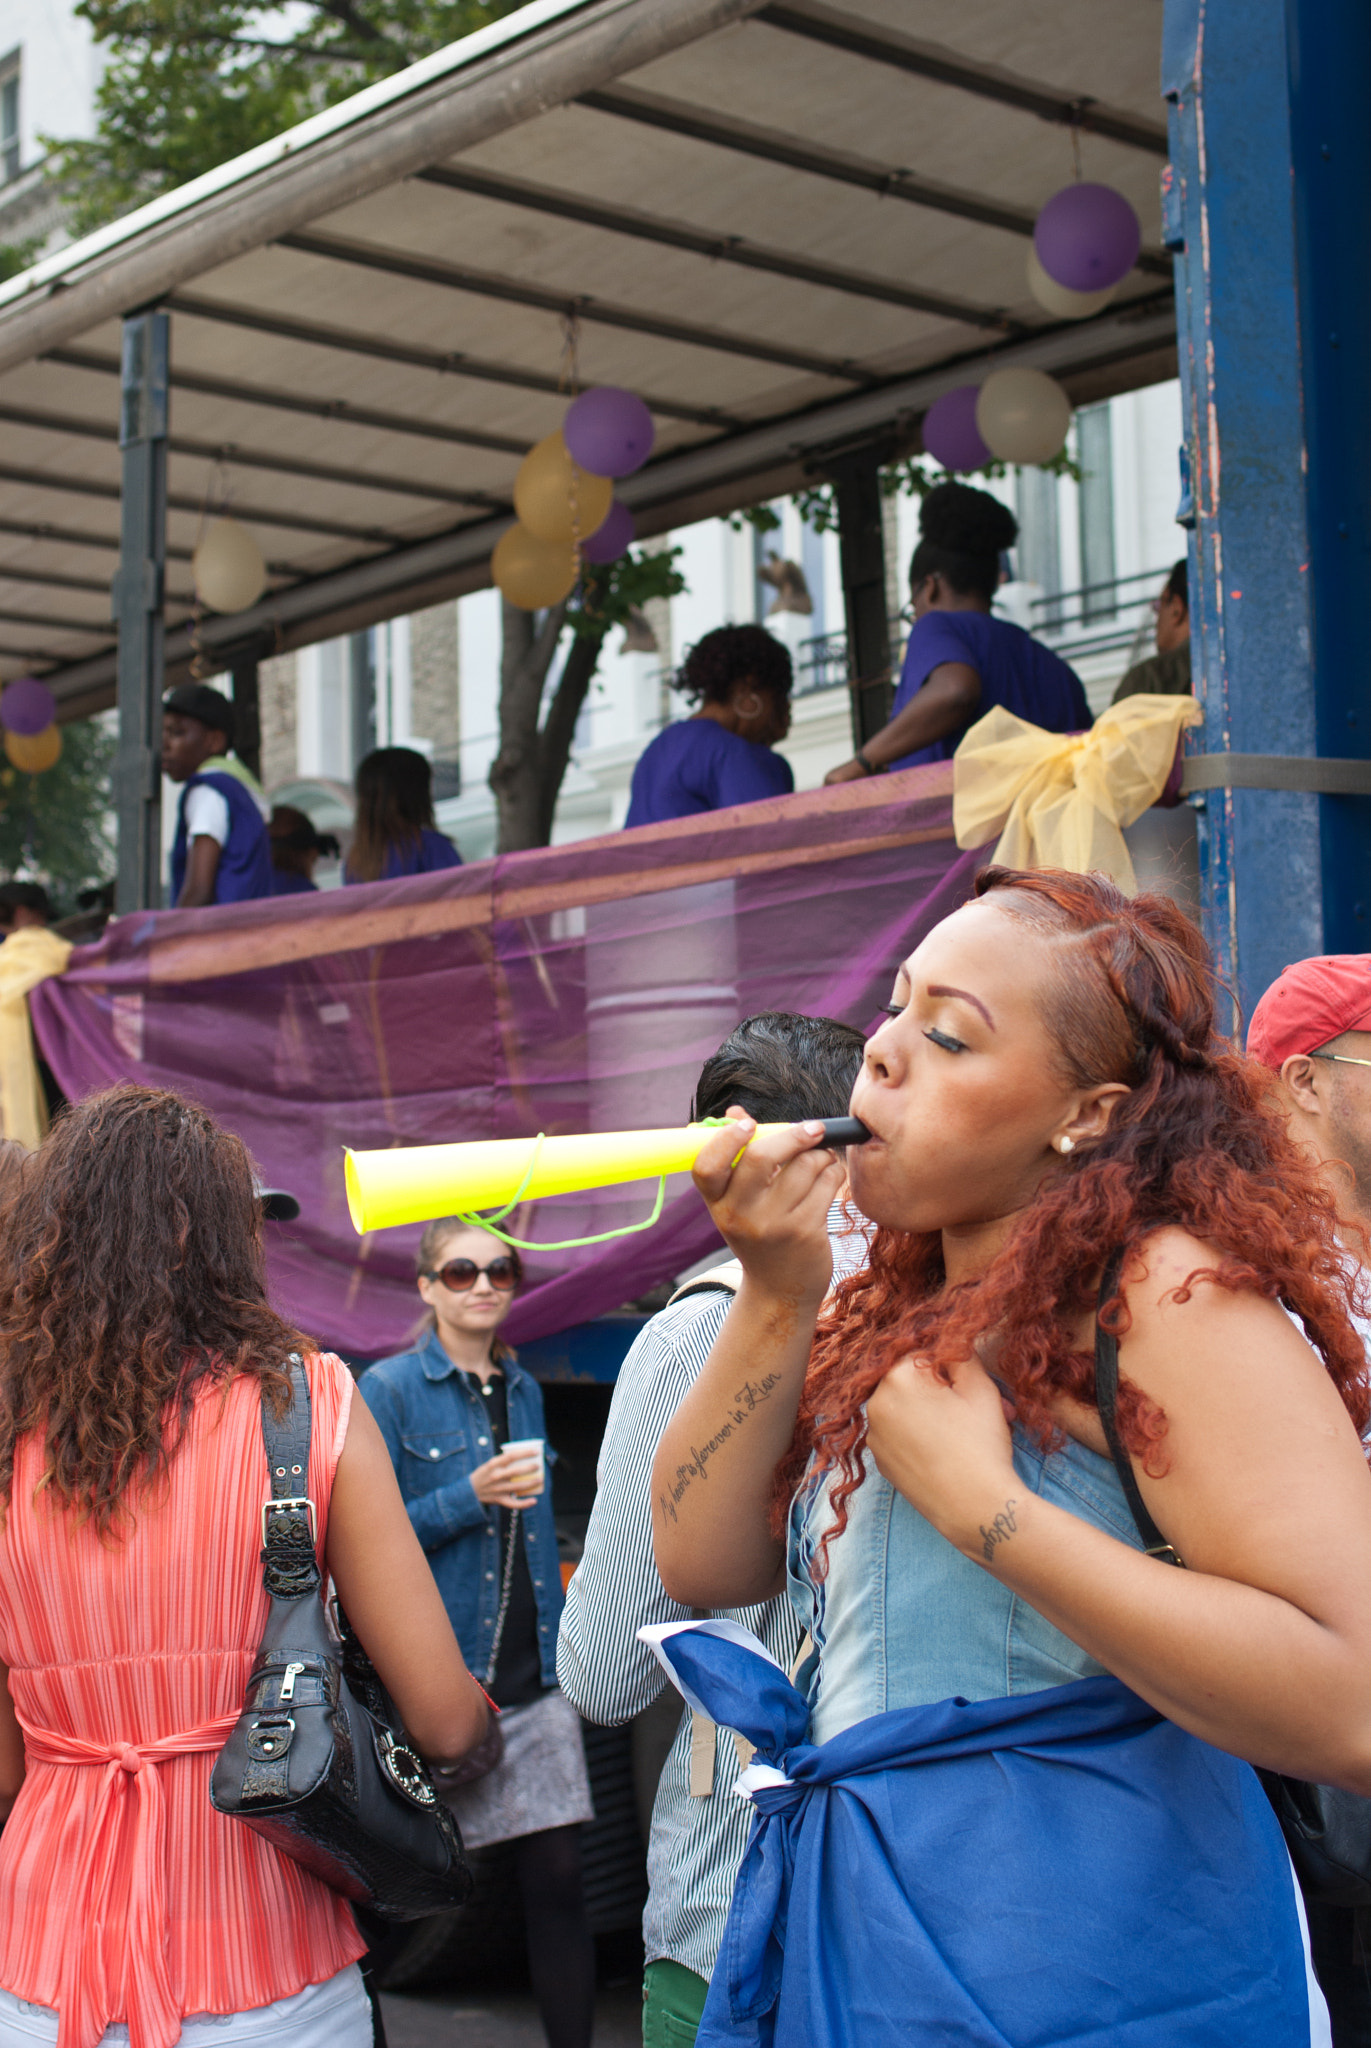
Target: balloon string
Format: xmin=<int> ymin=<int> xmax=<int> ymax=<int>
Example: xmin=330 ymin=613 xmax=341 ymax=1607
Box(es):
xmin=456 ymin=1118 xmax=738 ymax=1254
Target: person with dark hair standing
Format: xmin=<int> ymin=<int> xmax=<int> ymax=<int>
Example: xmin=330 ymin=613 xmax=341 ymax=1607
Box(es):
xmin=345 ymin=748 xmax=461 ymax=885
xmin=625 ymin=624 xmax=794 ymax=828
xmin=361 ymin=1227 xmax=595 ymax=2048
xmin=0 ymin=884 xmax=51 ymax=937
xmin=0 ymin=1085 xmax=489 ymax=2048
xmin=1111 ymin=559 xmax=1192 ymax=703
xmin=161 ymin=682 xmax=273 ymax=907
xmin=825 ymin=482 xmax=1090 ymax=783
xmin=559 ymin=1012 xmax=869 ymax=2048
xmin=269 ymin=806 xmax=341 ymax=896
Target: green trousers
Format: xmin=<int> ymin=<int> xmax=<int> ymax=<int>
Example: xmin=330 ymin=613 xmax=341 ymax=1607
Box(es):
xmin=642 ymin=1958 xmax=710 ymax=2046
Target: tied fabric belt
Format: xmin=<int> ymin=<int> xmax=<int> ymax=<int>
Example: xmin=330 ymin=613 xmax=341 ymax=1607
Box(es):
xmin=640 ymin=1620 xmax=1312 ymax=2048
xmin=21 ymin=1712 xmax=240 ymax=2048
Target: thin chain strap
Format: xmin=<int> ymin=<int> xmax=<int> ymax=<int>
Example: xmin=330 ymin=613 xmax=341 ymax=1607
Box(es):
xmin=481 ymin=1508 xmax=521 ymax=1689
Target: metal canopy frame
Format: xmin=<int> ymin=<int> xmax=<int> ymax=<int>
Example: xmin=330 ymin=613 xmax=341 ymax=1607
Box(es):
xmin=0 ymin=0 xmax=1177 ymax=730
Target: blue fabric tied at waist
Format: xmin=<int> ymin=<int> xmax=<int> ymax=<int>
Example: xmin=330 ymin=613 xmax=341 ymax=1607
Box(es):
xmin=642 ymin=1622 xmax=1314 ymax=2048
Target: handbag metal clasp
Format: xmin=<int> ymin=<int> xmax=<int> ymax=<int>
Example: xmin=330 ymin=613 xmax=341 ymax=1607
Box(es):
xmin=261 ymin=1496 xmax=317 ymax=1547
xmin=247 ymin=1716 xmax=296 ymax=1760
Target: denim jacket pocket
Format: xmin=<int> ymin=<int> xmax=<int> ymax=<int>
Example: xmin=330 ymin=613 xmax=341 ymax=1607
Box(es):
xmin=399 ymin=1428 xmax=472 ymax=1492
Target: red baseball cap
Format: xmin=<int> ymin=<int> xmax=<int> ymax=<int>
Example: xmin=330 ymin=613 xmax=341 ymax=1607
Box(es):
xmin=1246 ymin=954 xmax=1371 ymax=1071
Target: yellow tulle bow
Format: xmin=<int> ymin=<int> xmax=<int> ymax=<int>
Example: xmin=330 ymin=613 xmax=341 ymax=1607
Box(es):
xmin=952 ymin=693 xmax=1203 ymax=893
xmin=0 ymin=926 xmax=71 ymax=1149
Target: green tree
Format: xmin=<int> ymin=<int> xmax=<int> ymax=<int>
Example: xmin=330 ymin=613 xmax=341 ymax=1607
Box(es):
xmin=0 ymin=719 xmax=116 ymax=906
xmin=46 ymin=0 xmax=525 ymax=235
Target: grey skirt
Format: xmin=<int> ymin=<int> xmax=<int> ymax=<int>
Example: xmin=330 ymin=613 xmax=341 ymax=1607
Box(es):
xmin=439 ymin=1686 xmax=594 ymax=1850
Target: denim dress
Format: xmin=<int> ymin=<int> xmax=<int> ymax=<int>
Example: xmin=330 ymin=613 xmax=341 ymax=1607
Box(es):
xmin=788 ymin=1421 xmax=1148 ymax=1743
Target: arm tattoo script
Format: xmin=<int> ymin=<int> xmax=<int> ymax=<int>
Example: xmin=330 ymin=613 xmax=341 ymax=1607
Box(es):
xmin=657 ymin=1372 xmax=782 ymax=1524
xmin=980 ymin=1499 xmax=1019 ymax=1565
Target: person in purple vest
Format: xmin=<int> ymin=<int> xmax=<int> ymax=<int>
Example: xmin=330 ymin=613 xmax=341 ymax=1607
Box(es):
xmin=161 ymin=684 xmax=273 ymax=909
xmin=825 ymin=482 xmax=1090 ymax=782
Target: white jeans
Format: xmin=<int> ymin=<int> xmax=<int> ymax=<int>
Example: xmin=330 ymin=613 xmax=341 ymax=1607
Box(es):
xmin=0 ymin=1966 xmax=372 ymax=2048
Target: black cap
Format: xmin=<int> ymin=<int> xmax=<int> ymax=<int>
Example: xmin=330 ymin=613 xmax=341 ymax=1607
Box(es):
xmin=164 ymin=683 xmax=235 ymax=744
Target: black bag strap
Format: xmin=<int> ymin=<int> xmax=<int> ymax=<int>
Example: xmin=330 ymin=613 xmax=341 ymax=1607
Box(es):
xmin=259 ymin=1354 xmax=321 ymax=1600
xmin=1094 ymin=1252 xmax=1185 ymax=1568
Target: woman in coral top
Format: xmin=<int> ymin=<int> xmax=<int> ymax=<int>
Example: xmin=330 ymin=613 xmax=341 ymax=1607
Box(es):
xmin=0 ymin=1087 xmax=490 ymax=2048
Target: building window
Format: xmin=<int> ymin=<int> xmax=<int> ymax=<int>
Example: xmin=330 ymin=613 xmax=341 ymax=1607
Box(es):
xmin=0 ymin=54 xmax=19 ymax=186
xmin=1015 ymin=466 xmax=1062 ymax=628
xmin=1076 ymin=404 xmax=1117 ymax=621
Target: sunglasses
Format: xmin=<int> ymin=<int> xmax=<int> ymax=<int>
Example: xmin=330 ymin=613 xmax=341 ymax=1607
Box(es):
xmin=1308 ymin=1052 xmax=1371 ymax=1070
xmin=422 ymin=1256 xmax=520 ymax=1293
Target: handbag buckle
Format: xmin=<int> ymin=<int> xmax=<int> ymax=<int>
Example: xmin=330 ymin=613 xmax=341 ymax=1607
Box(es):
xmin=247 ymin=1715 xmax=296 ymax=1760
xmin=261 ymin=1496 xmax=317 ymax=1548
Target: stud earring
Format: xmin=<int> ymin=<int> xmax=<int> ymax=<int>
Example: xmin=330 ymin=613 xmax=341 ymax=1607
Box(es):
xmin=1056 ymin=1135 xmax=1075 ymax=1155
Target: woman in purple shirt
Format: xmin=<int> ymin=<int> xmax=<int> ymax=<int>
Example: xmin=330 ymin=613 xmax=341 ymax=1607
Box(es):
xmin=625 ymin=625 xmax=794 ymax=828
xmin=826 ymin=483 xmax=1089 ymax=783
xmin=344 ymin=747 xmax=462 ymax=884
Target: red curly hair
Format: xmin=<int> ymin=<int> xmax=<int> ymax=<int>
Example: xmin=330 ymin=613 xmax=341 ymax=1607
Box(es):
xmin=773 ymin=867 xmax=1371 ymax=1550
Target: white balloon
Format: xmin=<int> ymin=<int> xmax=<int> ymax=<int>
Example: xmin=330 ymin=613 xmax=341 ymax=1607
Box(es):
xmin=976 ymin=367 xmax=1073 ymax=465
xmin=194 ymin=517 xmax=268 ymax=613
xmin=1026 ymin=246 xmax=1119 ymax=321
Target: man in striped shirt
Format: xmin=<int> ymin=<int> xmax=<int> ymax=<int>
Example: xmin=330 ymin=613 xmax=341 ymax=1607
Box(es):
xmin=557 ymin=1012 xmax=870 ymax=2046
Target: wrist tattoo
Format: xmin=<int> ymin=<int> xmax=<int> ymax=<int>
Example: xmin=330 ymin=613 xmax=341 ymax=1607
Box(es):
xmin=980 ymin=1499 xmax=1019 ymax=1565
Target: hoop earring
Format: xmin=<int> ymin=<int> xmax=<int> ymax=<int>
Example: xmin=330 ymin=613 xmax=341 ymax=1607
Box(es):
xmin=1055 ymin=1135 xmax=1075 ymax=1155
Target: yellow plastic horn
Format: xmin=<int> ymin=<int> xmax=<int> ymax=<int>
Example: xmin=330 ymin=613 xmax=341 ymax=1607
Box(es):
xmin=343 ymin=1119 xmax=869 ymax=1235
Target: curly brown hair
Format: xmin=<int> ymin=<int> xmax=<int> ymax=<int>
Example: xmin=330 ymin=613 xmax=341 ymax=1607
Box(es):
xmin=773 ymin=866 xmax=1371 ymax=1551
xmin=0 ymin=1085 xmax=310 ymax=1533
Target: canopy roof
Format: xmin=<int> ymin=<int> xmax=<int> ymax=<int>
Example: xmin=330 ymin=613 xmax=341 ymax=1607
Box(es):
xmin=0 ymin=0 xmax=1176 ymax=712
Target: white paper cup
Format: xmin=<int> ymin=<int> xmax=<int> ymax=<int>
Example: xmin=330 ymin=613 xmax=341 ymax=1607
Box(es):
xmin=500 ymin=1437 xmax=545 ymax=1496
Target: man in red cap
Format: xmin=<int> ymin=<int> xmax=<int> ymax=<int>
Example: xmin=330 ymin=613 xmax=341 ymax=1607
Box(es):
xmin=1247 ymin=953 xmax=1371 ymax=1238
xmin=1247 ymin=954 xmax=1371 ymax=2048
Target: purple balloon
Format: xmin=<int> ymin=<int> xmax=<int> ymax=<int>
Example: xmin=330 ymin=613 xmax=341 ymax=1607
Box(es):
xmin=581 ymin=499 xmax=635 ymax=564
xmin=1034 ymin=183 xmax=1141 ymax=293
xmin=563 ymin=387 xmax=655 ymax=479
xmin=922 ymin=384 xmax=991 ymax=472
xmin=1 ymin=678 xmax=57 ymax=737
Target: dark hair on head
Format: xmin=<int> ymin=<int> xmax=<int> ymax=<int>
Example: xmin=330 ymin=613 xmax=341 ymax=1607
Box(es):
xmin=349 ymin=748 xmax=435 ymax=884
xmin=773 ymin=865 xmax=1371 ymax=1555
xmin=1163 ymin=558 xmax=1188 ymax=609
xmin=0 ymin=881 xmax=51 ymax=922
xmin=0 ymin=1085 xmax=308 ymax=1533
xmin=693 ymin=1012 xmax=866 ymax=1125
xmin=908 ymin=481 xmax=1018 ymax=606
xmin=676 ymin=625 xmax=792 ymax=708
xmin=413 ymin=1218 xmax=521 ymax=1360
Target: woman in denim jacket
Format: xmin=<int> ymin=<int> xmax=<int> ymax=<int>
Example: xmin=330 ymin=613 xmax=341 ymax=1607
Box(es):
xmin=361 ymin=1222 xmax=594 ymax=2048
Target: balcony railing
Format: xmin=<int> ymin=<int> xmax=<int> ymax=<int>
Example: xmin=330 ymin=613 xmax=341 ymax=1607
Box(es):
xmin=1027 ymin=567 xmax=1172 ymax=663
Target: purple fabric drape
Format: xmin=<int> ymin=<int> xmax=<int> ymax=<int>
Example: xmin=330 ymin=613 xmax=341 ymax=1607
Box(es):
xmin=31 ymin=765 xmax=977 ymax=1357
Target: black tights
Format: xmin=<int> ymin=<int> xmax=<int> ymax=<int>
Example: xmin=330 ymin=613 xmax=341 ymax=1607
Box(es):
xmin=511 ymin=1824 xmax=595 ymax=2048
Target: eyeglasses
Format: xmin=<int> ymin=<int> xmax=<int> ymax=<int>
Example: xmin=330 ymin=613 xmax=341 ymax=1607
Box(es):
xmin=422 ymin=1256 xmax=520 ymax=1292
xmin=1308 ymin=1052 xmax=1371 ymax=1070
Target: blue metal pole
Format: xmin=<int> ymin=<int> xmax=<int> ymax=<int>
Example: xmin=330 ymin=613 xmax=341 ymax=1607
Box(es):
xmin=1284 ymin=0 xmax=1371 ymax=954
xmin=1163 ymin=0 xmax=1371 ymax=1019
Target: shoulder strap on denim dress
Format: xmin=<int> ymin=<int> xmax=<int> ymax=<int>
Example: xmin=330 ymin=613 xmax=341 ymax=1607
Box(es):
xmin=1094 ymin=1252 xmax=1185 ymax=1568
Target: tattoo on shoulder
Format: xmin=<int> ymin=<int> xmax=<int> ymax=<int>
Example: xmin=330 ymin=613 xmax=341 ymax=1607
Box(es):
xmin=980 ymin=1499 xmax=1019 ymax=1565
xmin=655 ymin=1371 xmax=783 ymax=1524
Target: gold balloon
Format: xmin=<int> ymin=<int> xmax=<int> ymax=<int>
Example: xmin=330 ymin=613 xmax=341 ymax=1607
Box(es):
xmin=193 ymin=517 xmax=268 ymax=614
xmin=1026 ymin=246 xmax=1118 ymax=320
xmin=513 ymin=432 xmax=613 ymax=544
xmin=975 ymin=367 xmax=1073 ymax=466
xmin=491 ymin=524 xmax=579 ymax=610
xmin=5 ymin=724 xmax=61 ymax=773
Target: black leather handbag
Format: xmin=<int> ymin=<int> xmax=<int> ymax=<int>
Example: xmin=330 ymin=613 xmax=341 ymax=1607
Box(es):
xmin=210 ymin=1358 xmax=474 ymax=1918
xmin=1094 ymin=1250 xmax=1371 ymax=1907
